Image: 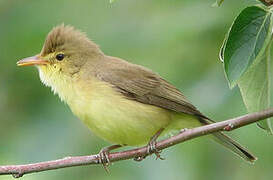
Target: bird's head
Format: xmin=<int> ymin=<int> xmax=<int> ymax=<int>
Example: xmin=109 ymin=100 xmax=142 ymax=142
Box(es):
xmin=17 ymin=25 xmax=103 ymax=96
xmin=17 ymin=25 xmax=103 ymax=88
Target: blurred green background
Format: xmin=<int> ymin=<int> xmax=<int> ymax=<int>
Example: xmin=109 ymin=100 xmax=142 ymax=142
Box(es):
xmin=0 ymin=0 xmax=272 ymax=179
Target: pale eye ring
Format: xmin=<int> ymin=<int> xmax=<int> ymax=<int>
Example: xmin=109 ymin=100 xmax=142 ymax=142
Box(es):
xmin=56 ymin=54 xmax=65 ymax=61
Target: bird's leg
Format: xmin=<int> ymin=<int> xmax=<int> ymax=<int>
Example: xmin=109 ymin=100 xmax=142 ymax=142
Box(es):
xmin=134 ymin=128 xmax=164 ymax=162
xmin=147 ymin=128 xmax=165 ymax=160
xmin=98 ymin=144 xmax=123 ymax=172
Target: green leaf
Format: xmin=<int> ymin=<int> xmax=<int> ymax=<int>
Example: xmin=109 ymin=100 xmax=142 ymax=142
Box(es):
xmin=219 ymin=33 xmax=228 ymax=62
xmin=222 ymin=6 xmax=272 ymax=88
xmin=212 ymin=0 xmax=225 ymax=7
xmin=238 ymin=42 xmax=273 ymax=134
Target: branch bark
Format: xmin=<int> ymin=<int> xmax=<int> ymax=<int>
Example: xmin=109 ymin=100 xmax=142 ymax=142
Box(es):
xmin=1 ymin=108 xmax=273 ymax=178
xmin=259 ymin=0 xmax=273 ymax=6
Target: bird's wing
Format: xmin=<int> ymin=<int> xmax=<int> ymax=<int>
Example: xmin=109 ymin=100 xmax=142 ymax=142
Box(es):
xmin=95 ymin=57 xmax=206 ymax=118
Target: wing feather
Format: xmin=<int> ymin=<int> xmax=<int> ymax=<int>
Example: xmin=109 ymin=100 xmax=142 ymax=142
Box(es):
xmin=95 ymin=56 xmax=206 ymax=118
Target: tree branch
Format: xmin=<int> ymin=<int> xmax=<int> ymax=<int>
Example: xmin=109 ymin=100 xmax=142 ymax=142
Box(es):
xmin=259 ymin=0 xmax=273 ymax=6
xmin=1 ymin=108 xmax=273 ymax=178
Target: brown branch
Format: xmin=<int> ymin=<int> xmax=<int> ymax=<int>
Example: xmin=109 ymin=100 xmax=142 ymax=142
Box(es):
xmin=1 ymin=108 xmax=273 ymax=178
xmin=259 ymin=0 xmax=273 ymax=6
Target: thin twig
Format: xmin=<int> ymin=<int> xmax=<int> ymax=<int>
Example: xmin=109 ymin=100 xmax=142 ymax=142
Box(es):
xmin=1 ymin=108 xmax=273 ymax=178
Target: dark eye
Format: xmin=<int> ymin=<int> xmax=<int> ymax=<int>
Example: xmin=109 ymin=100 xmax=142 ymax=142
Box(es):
xmin=56 ymin=54 xmax=65 ymax=61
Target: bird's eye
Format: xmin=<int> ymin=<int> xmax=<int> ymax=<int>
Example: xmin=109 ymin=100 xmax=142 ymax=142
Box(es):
xmin=56 ymin=54 xmax=65 ymax=61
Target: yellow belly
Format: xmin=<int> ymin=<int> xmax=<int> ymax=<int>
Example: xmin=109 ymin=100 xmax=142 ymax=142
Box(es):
xmin=84 ymin=99 xmax=171 ymax=146
xmin=67 ymin=80 xmax=201 ymax=146
xmin=72 ymin=92 xmax=171 ymax=145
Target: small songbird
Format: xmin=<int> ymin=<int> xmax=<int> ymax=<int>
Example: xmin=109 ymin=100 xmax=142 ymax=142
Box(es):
xmin=17 ymin=25 xmax=256 ymax=166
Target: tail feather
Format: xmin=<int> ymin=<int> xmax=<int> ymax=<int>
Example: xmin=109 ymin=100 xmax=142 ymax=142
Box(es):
xmin=199 ymin=117 xmax=257 ymax=163
xmin=212 ymin=132 xmax=257 ymax=163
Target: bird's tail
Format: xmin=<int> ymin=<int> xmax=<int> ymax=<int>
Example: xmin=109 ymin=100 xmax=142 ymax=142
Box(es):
xmin=200 ymin=117 xmax=257 ymax=163
xmin=212 ymin=132 xmax=257 ymax=163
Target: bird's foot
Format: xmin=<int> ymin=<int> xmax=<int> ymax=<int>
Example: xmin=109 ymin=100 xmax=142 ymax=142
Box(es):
xmin=98 ymin=144 xmax=122 ymax=172
xmin=147 ymin=139 xmax=165 ymax=160
xmin=98 ymin=148 xmax=110 ymax=172
xmin=133 ymin=140 xmax=164 ymax=162
xmin=134 ymin=128 xmax=165 ymax=161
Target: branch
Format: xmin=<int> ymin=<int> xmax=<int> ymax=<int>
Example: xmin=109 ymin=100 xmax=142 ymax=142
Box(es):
xmin=259 ymin=0 xmax=273 ymax=6
xmin=1 ymin=108 xmax=273 ymax=178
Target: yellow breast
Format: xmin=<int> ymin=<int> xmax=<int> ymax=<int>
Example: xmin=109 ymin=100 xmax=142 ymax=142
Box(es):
xmin=69 ymin=78 xmax=172 ymax=146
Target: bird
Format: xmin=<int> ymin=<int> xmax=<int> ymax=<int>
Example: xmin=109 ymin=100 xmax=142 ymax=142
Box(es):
xmin=17 ymin=25 xmax=256 ymax=168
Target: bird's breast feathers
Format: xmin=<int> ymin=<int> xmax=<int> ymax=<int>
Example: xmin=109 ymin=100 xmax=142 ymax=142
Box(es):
xmin=69 ymin=79 xmax=172 ymax=145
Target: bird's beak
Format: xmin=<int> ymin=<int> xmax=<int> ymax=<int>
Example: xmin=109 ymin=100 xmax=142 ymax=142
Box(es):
xmin=17 ymin=56 xmax=49 ymax=67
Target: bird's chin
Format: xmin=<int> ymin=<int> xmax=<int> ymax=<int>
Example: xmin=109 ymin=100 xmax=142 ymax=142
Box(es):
xmin=37 ymin=65 xmax=51 ymax=87
xmin=36 ymin=65 xmax=46 ymax=74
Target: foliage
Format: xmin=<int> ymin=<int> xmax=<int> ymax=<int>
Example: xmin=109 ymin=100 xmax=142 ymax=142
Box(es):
xmin=220 ymin=3 xmax=273 ymax=133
